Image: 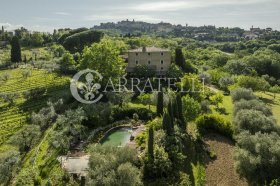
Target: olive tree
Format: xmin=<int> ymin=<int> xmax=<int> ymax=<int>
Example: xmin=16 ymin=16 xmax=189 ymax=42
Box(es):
xmin=231 ymin=88 xmax=256 ymax=103
xmin=234 ymin=131 xmax=280 ymax=185
xmin=0 ymin=93 xmax=19 ymax=106
xmin=50 ymin=108 xmax=87 ymax=152
xmin=218 ymin=76 xmax=234 ymax=92
xmin=87 ymin=145 xmax=142 ymax=186
xmin=12 ymin=125 xmax=41 ymax=153
xmin=233 ymin=99 xmax=272 ymax=117
xmin=0 ymin=151 xmax=20 ymax=185
xmin=270 ymin=85 xmax=280 ymax=99
xmin=234 ymin=110 xmax=279 ymax=134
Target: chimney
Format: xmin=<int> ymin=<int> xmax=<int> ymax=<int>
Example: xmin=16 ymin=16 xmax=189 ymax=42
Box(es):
xmin=142 ymin=46 xmax=147 ymax=52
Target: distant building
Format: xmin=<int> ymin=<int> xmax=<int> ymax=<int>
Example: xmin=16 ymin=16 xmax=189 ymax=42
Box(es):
xmin=250 ymin=26 xmax=261 ymax=34
xmin=0 ymin=41 xmax=8 ymax=48
xmin=243 ymin=31 xmax=259 ymax=40
xmin=126 ymin=46 xmax=171 ymax=76
xmin=243 ymin=26 xmax=263 ymax=40
xmin=266 ymin=27 xmax=273 ymax=32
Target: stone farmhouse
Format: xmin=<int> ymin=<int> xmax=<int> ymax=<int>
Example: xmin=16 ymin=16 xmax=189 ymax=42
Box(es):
xmin=126 ymin=46 xmax=171 ymax=76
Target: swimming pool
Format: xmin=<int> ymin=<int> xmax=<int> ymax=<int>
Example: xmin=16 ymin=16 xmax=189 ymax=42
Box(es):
xmin=100 ymin=127 xmax=133 ymax=147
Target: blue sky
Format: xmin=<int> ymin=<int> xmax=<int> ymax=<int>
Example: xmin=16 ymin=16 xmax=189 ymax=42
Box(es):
xmin=0 ymin=0 xmax=279 ymax=32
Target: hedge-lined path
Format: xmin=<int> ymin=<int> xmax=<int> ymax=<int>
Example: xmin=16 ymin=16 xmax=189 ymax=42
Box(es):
xmin=204 ymin=133 xmax=248 ymax=186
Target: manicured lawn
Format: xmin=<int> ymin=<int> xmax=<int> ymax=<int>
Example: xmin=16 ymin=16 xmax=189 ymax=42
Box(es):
xmin=210 ymin=94 xmax=233 ymax=123
xmin=128 ymin=102 xmax=156 ymax=112
xmin=220 ymin=95 xmax=233 ymax=122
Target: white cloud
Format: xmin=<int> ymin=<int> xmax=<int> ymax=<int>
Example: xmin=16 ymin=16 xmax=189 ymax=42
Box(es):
xmin=54 ymin=12 xmax=70 ymax=16
xmin=130 ymin=0 xmax=272 ymax=12
xmin=0 ymin=22 xmax=24 ymax=31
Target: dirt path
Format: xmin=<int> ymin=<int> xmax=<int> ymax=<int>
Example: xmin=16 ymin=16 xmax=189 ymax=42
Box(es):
xmin=204 ymin=133 xmax=248 ymax=186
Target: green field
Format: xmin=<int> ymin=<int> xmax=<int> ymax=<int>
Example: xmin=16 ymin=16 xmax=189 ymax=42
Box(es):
xmin=0 ymin=68 xmax=69 ymax=151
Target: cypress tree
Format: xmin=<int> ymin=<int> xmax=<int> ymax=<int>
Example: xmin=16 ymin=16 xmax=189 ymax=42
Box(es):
xmin=11 ymin=36 xmax=22 ymax=63
xmin=163 ymin=113 xmax=172 ymax=136
xmin=157 ymin=91 xmax=164 ymax=116
xmin=167 ymin=101 xmax=174 ymax=131
xmin=176 ymin=93 xmax=186 ymax=130
xmin=148 ymin=127 xmax=154 ymax=159
xmin=172 ymin=98 xmax=179 ymax=120
xmin=175 ymin=47 xmax=185 ymax=70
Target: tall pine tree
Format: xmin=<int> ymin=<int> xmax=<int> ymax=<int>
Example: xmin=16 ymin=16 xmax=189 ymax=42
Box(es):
xmin=156 ymin=91 xmax=164 ymax=116
xmin=148 ymin=127 xmax=154 ymax=159
xmin=11 ymin=36 xmax=21 ymax=63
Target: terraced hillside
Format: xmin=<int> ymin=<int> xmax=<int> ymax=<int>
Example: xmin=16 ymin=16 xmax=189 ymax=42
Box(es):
xmin=0 ymin=68 xmax=69 ymax=151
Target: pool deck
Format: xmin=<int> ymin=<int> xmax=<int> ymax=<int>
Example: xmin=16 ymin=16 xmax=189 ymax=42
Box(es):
xmin=127 ymin=125 xmax=146 ymax=148
xmin=58 ymin=155 xmax=89 ymax=177
xmin=59 ymin=124 xmax=146 ymax=177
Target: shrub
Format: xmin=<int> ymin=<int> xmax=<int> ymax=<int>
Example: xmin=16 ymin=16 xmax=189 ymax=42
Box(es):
xmin=200 ymin=100 xmax=211 ymax=114
xmin=21 ymin=69 xmax=32 ymax=78
xmin=196 ymin=114 xmax=233 ymax=138
xmin=231 ymin=88 xmax=256 ymax=103
xmin=182 ymin=95 xmax=201 ymax=121
xmin=135 ymin=132 xmax=147 ymax=149
xmin=209 ymin=93 xmax=223 ymax=109
xmin=0 ymin=73 xmax=11 ymax=82
xmin=112 ymin=107 xmax=155 ymax=121
xmin=178 ymin=172 xmax=192 ymax=186
xmin=147 ymin=117 xmax=163 ymax=131
xmin=208 ymin=151 xmax=217 ymax=160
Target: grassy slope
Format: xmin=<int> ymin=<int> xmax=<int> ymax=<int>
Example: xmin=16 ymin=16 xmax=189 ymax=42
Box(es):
xmin=210 ymin=90 xmax=280 ymax=125
xmin=0 ymin=68 xmax=71 ymax=184
xmin=255 ymin=92 xmax=280 ymax=125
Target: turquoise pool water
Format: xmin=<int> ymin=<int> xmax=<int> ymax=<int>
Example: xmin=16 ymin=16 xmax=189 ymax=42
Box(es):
xmin=101 ymin=127 xmax=133 ymax=146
